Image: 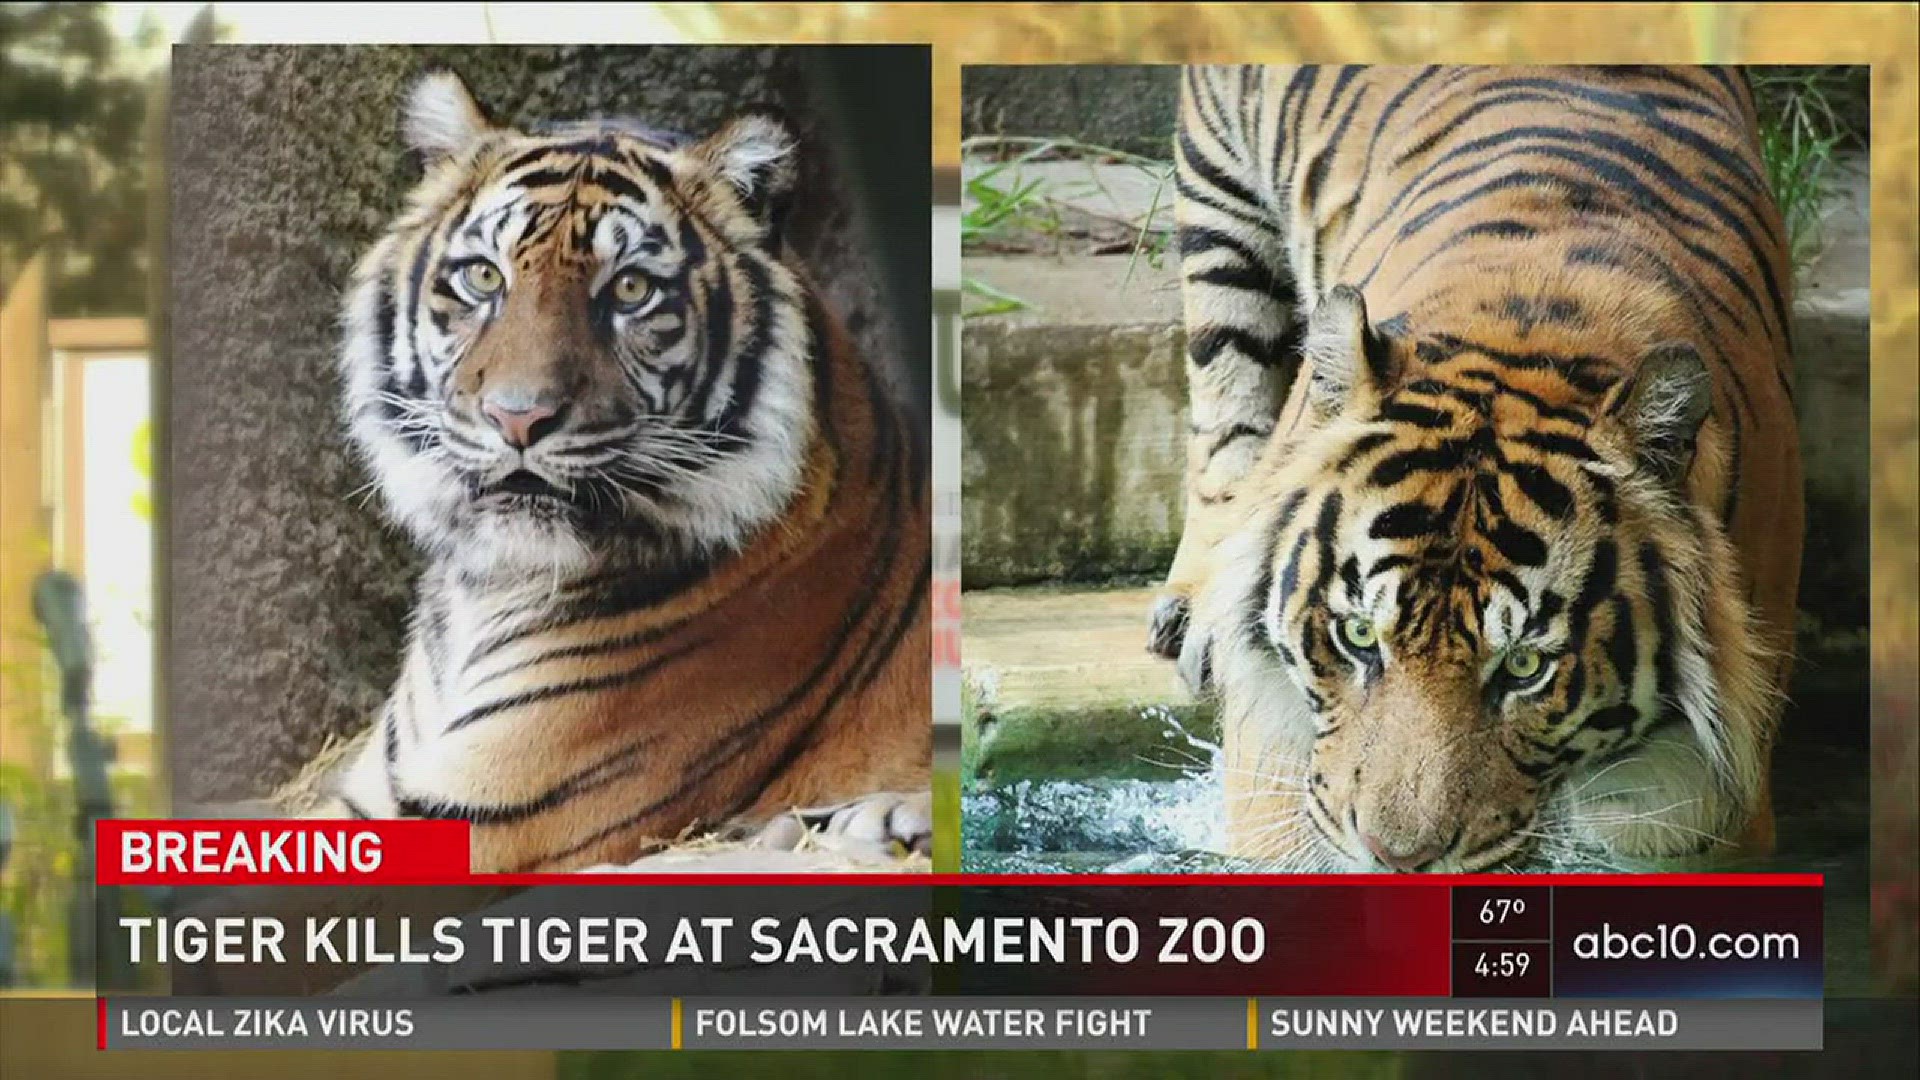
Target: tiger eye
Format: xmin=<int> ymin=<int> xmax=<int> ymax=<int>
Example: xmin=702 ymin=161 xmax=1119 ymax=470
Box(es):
xmin=1504 ymin=647 xmax=1544 ymax=681
xmin=611 ymin=270 xmax=652 ymax=308
xmin=1340 ymin=616 xmax=1378 ymax=650
xmin=460 ymin=261 xmax=503 ymax=297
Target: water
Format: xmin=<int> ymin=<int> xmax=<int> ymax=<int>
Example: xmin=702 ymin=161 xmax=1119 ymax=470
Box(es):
xmin=962 ymin=709 xmax=1233 ymax=873
xmin=961 ymin=776 xmax=1226 ymax=873
xmin=962 ymin=707 xmax=1868 ymax=876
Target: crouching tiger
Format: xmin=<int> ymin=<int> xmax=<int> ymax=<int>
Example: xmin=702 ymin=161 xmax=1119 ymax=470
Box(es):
xmin=1152 ymin=66 xmax=1802 ymax=872
xmin=306 ymin=73 xmax=931 ymax=871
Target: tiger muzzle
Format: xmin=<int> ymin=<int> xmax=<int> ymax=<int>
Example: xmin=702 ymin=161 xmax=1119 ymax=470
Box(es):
xmin=1334 ymin=670 xmax=1535 ymax=872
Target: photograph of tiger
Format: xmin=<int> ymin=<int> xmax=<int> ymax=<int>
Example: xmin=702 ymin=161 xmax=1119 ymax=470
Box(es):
xmin=959 ymin=65 xmax=1869 ymax=877
xmin=168 ymin=46 xmax=933 ymax=872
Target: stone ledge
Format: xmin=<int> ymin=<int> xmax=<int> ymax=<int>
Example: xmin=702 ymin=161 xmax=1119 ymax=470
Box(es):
xmin=961 ymin=586 xmax=1216 ymax=787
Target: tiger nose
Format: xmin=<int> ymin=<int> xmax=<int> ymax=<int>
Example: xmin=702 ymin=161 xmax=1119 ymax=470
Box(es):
xmin=481 ymin=394 xmax=561 ymax=449
xmin=1362 ymin=832 xmax=1446 ymax=873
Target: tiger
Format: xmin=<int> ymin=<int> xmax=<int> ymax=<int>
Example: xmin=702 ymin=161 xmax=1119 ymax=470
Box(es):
xmin=1151 ymin=66 xmax=1802 ymax=872
xmin=310 ymin=72 xmax=931 ymax=872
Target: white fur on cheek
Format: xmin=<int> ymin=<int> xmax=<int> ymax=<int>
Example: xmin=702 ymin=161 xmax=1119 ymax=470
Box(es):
xmin=593 ymin=254 xmax=817 ymax=560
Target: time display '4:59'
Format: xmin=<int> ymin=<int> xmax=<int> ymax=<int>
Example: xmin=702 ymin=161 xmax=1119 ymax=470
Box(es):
xmin=1474 ymin=950 xmax=1534 ymax=979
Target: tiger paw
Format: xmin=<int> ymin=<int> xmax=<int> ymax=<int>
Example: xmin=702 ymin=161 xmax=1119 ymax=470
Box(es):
xmin=1147 ymin=591 xmax=1191 ymax=658
xmin=756 ymin=791 xmax=933 ymax=859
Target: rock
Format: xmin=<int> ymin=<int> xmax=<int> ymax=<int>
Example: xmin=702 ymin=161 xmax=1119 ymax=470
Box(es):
xmin=961 ymin=586 xmax=1214 ymax=786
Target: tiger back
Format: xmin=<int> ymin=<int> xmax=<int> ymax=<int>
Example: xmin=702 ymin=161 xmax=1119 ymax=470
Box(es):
xmin=315 ymin=74 xmax=929 ymax=871
xmin=1159 ymin=66 xmax=1801 ymax=871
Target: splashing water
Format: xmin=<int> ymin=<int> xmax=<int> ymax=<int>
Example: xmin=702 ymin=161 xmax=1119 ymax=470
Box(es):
xmin=963 ymin=707 xmax=1239 ymax=873
xmin=961 ymin=704 xmax=1740 ymax=874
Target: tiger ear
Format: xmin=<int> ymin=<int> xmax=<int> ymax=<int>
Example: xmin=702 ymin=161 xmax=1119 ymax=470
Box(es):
xmin=403 ymin=71 xmax=493 ymax=161
xmin=693 ymin=107 xmax=799 ymax=243
xmin=1303 ymin=285 xmax=1395 ymax=419
xmin=1601 ymin=342 xmax=1713 ymax=484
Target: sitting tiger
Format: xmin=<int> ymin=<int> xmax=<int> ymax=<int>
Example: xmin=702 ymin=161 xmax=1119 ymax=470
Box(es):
xmin=1152 ymin=66 xmax=1802 ymax=872
xmin=312 ymin=72 xmax=931 ymax=871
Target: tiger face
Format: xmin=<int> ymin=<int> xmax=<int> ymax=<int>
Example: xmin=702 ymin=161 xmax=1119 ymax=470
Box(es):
xmin=340 ymin=73 xmax=816 ymax=579
xmin=1195 ymin=287 xmax=1769 ymax=872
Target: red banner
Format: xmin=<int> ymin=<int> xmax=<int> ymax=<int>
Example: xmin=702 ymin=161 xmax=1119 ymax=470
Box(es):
xmin=96 ymin=820 xmax=473 ymax=885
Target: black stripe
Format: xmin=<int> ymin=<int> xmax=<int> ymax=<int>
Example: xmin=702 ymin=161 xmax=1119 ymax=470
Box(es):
xmin=447 ymin=636 xmax=709 ymax=733
xmin=1349 ymin=66 xmax=1442 ymax=214
xmin=1583 ymin=703 xmax=1640 ymax=733
xmin=1177 ymin=128 xmax=1266 ymax=215
xmin=1376 ymin=401 xmax=1453 ymax=429
xmin=1276 ymin=66 xmax=1322 ymax=179
xmin=1502 ymin=462 xmax=1574 ymax=519
xmin=583 ymin=164 xmax=653 ymax=207
xmin=1524 ymin=588 xmax=1562 ymax=633
xmin=464 ymin=559 xmax=713 ymax=664
xmin=1427 ymin=335 xmax=1619 ymax=396
xmin=854 ymin=555 xmax=931 ymax=690
xmin=1175 ymin=172 xmax=1273 ymax=229
xmin=1397 ymin=133 xmax=1781 ymax=337
xmin=1278 ymin=528 xmax=1310 ymax=606
xmin=709 ymin=258 xmax=779 ymax=435
xmin=1370 ymin=500 xmax=1443 ymax=540
xmin=1486 ymin=520 xmax=1546 ymax=569
xmin=1368 ymin=443 xmax=1469 ymax=488
xmin=1488 ymin=380 xmax=1597 ymax=429
xmin=1333 ymin=431 xmax=1395 ymax=473
xmin=1568 ymin=539 xmax=1619 ymax=637
xmin=1242 ymin=494 xmax=1299 ymax=647
xmin=712 ymin=257 xmax=780 ymax=436
xmin=1389 ymin=89 xmax=1567 ymax=169
xmin=1637 ymin=542 xmax=1678 ymax=709
xmin=1319 ymin=66 xmax=1363 ymax=124
xmin=504 ymin=167 xmax=580 ymax=192
xmin=684 ymin=256 xmax=741 ymax=421
xmin=1301 ymin=81 xmax=1369 ymax=211
xmin=1206 ymin=422 xmax=1272 ymax=459
xmin=395 ymin=729 xmax=666 ymax=825
xmin=1605 ymin=595 xmax=1639 ymax=699
xmin=1181 ymin=67 xmax=1239 ymax=159
xmin=1186 ymin=324 xmax=1298 ymax=369
xmin=470 ymin=619 xmax=684 ymax=686
xmin=1187 ymin=262 xmax=1283 ymax=295
xmin=1178 ymin=223 xmax=1272 ymax=270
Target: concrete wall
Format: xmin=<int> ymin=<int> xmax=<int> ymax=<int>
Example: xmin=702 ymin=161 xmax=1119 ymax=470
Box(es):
xmin=963 ymin=65 xmax=1178 ymax=158
xmin=167 ymin=45 xmax=927 ymax=803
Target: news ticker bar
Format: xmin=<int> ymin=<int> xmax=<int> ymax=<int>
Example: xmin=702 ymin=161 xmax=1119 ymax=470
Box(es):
xmin=101 ymin=996 xmax=1823 ymax=1051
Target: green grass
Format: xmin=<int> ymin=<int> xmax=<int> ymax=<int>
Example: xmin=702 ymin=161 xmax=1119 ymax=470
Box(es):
xmin=1750 ymin=66 xmax=1868 ymax=274
xmin=960 ymin=136 xmax=1175 ymax=316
